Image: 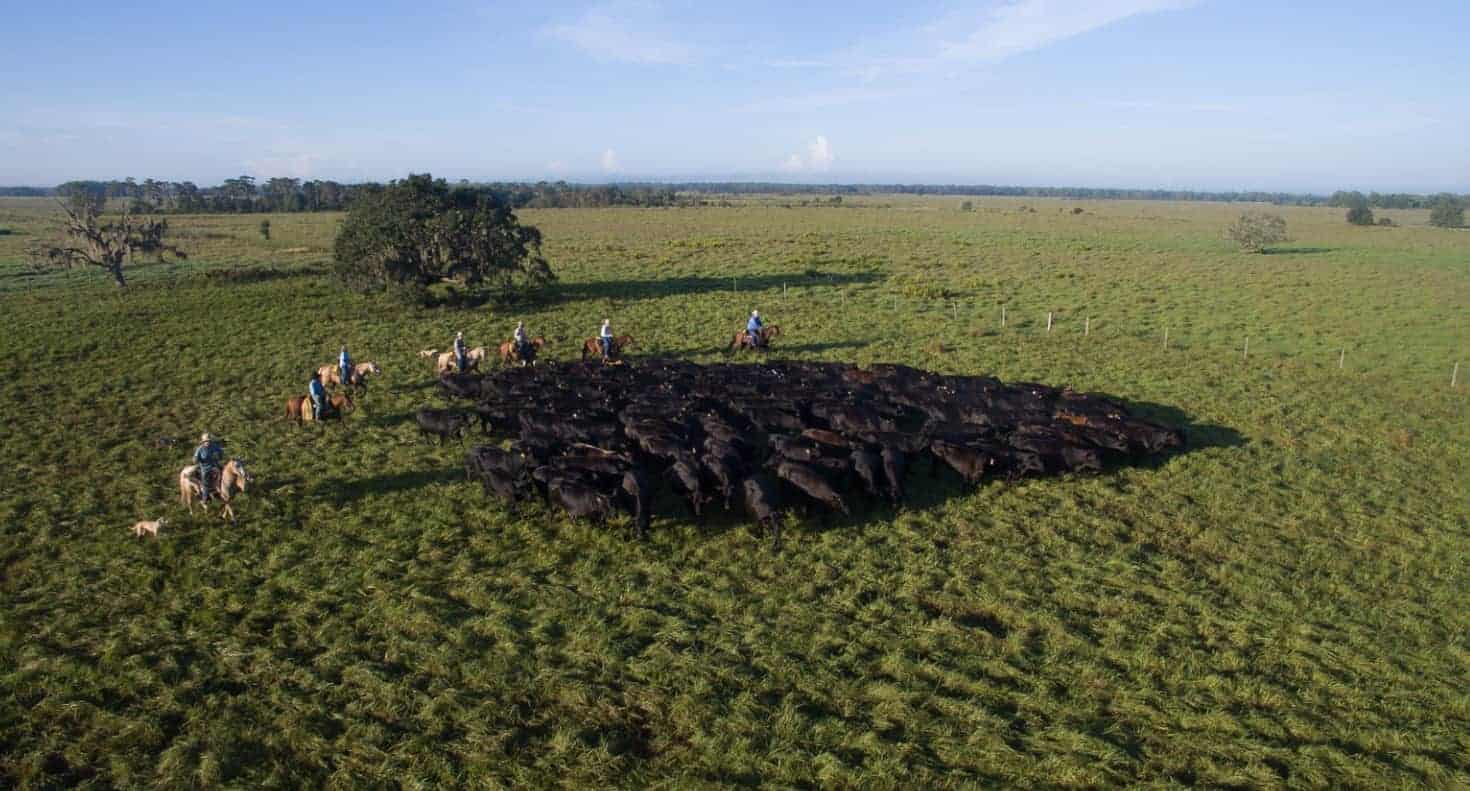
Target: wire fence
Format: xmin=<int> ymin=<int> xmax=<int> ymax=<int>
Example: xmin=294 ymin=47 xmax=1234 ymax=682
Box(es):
xmin=708 ymin=275 xmax=1466 ymax=390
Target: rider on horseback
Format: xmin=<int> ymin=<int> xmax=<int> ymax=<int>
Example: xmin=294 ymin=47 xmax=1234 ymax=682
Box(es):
xmin=599 ymin=319 xmax=614 ymax=359
xmin=747 ymin=310 xmax=765 ymax=348
xmin=513 ymin=321 xmax=530 ymax=361
xmin=454 ymin=331 xmax=468 ymax=372
xmin=338 ymin=345 xmax=352 ymax=387
xmin=309 ymin=371 xmax=327 ymax=420
xmin=193 ymin=432 xmax=223 ymax=502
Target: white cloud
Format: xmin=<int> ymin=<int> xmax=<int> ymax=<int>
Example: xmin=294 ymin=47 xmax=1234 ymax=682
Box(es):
xmin=938 ymin=0 xmax=1195 ymax=62
xmin=600 ymin=148 xmax=621 ymax=173
xmin=807 ymin=135 xmax=834 ymax=170
xmin=779 ymin=136 xmax=834 ymax=172
xmin=544 ymin=2 xmax=696 ymax=65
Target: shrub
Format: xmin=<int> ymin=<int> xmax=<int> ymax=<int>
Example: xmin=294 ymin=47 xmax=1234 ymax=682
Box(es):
xmin=960 ymin=201 xmax=974 ymax=212
xmin=1225 ymin=211 xmax=1289 ymax=253
xmin=1377 ymin=217 xmax=1395 ymax=227
xmin=1346 ymin=206 xmax=1376 ymax=226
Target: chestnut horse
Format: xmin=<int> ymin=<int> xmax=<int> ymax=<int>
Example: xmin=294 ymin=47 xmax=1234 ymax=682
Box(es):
xmin=286 ymin=392 xmax=355 ymax=425
xmin=499 ymin=336 xmax=548 ymax=366
xmin=581 ymin=335 xmax=635 ymax=361
xmin=730 ymin=325 xmax=782 ymax=352
xmin=179 ymin=458 xmax=253 ymax=521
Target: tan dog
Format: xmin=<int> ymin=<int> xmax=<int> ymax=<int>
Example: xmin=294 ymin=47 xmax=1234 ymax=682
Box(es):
xmin=131 ymin=518 xmax=168 ymax=538
xmin=418 ymin=348 xmax=439 ymax=359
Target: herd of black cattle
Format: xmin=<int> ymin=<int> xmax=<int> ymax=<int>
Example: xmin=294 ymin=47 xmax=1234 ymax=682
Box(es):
xmin=415 ymin=359 xmax=1186 ymax=548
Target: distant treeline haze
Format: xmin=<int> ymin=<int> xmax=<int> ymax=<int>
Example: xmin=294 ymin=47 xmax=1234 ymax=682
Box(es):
xmin=0 ymin=177 xmax=1464 ymax=212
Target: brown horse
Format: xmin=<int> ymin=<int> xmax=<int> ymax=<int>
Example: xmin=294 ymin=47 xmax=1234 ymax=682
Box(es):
xmin=498 ymin=336 xmax=548 ymax=366
xmin=286 ymin=392 xmax=355 ymax=425
xmin=730 ymin=325 xmax=782 ymax=352
xmin=581 ymin=335 xmax=635 ymax=361
xmin=179 ymin=458 xmax=253 ymax=521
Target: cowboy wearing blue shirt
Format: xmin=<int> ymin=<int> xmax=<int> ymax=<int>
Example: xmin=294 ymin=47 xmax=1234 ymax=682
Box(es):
xmin=747 ymin=310 xmax=765 ymax=348
xmin=193 ymin=432 xmax=223 ymax=502
xmin=308 ymin=371 xmax=327 ymax=420
xmin=453 ymin=331 xmax=468 ymax=372
xmin=338 ymin=346 xmax=352 ymax=387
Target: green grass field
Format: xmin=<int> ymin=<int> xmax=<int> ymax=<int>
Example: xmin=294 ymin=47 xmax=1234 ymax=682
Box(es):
xmin=1 ymin=196 xmax=1467 ymax=788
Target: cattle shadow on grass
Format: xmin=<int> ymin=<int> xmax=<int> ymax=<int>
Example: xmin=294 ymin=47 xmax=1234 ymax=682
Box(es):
xmin=553 ymin=271 xmax=882 ymax=303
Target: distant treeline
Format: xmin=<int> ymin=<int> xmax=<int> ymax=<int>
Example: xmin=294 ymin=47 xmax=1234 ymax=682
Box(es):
xmin=5 ymin=178 xmax=1465 ymax=212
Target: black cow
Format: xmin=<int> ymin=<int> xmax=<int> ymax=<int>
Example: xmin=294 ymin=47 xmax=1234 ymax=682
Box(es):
xmin=669 ymin=457 xmax=708 ymax=519
xmin=620 ymin=468 xmax=654 ymax=540
xmin=548 ymin=478 xmax=614 ymax=524
xmin=879 ymin=446 xmax=907 ymax=505
xmin=773 ymin=460 xmax=849 ymax=515
xmin=850 ymin=448 xmax=884 ymax=500
xmin=742 ymin=475 xmax=783 ymax=550
xmin=416 ymin=408 xmax=470 ymax=444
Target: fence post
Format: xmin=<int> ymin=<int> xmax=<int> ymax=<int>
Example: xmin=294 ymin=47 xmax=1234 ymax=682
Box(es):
xmin=783 ymin=283 xmax=787 ymax=299
xmin=1163 ymin=328 xmax=1168 ymax=350
xmin=1454 ymin=362 xmax=1461 ymax=388
xmin=953 ymin=301 xmax=958 ymax=321
xmin=1339 ymin=348 xmax=1345 ymax=369
xmin=1001 ymin=306 xmax=1006 ymax=327
xmin=1046 ymin=312 xmax=1053 ymax=333
xmin=1084 ymin=317 xmax=1090 ymax=336
xmin=1244 ymin=337 xmax=1250 ymax=358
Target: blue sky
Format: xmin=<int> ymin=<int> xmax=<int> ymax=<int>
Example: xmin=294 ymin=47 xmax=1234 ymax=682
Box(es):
xmin=2 ymin=0 xmax=1466 ymax=191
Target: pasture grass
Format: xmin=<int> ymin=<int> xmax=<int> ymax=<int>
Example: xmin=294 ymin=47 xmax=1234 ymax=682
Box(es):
xmin=1 ymin=196 xmax=1467 ymax=787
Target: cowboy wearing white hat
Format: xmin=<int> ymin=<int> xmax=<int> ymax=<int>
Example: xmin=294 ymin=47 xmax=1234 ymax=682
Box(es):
xmin=746 ymin=310 xmax=765 ymax=348
xmin=598 ymin=319 xmax=614 ymax=359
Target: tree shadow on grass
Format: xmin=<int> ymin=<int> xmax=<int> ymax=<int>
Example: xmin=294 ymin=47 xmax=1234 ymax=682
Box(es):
xmin=553 ymin=271 xmax=883 ymax=303
xmin=313 ymin=467 xmax=463 ymax=506
xmin=1262 ymin=247 xmax=1334 ymax=256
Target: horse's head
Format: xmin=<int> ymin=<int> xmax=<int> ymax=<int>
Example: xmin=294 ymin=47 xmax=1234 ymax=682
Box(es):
xmin=367 ymin=362 xmax=382 ymax=375
xmin=229 ymin=458 xmax=254 ymax=483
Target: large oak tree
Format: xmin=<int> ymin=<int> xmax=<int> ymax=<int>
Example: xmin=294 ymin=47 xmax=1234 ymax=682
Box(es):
xmin=332 ymin=173 xmax=554 ymax=304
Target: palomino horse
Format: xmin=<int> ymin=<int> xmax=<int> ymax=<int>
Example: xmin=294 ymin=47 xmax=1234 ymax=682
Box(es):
xmin=730 ymin=325 xmax=782 ymax=352
xmin=179 ymin=458 xmax=252 ymax=521
xmin=581 ymin=335 xmax=635 ymax=361
xmin=498 ymin=336 xmax=548 ymax=366
xmin=286 ymin=392 xmax=355 ymax=425
xmin=436 ymin=347 xmax=488 ymax=374
xmin=316 ymin=361 xmax=383 ymax=391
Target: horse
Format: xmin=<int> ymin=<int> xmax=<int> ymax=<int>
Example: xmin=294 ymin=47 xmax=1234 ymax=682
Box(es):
xmin=179 ymin=458 xmax=252 ymax=521
xmin=436 ymin=347 xmax=488 ymax=374
xmin=498 ymin=336 xmax=548 ymax=366
xmin=286 ymin=392 xmax=355 ymax=425
xmin=581 ymin=335 xmax=635 ymax=361
xmin=730 ymin=325 xmax=782 ymax=352
xmin=316 ymin=361 xmax=382 ymax=392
